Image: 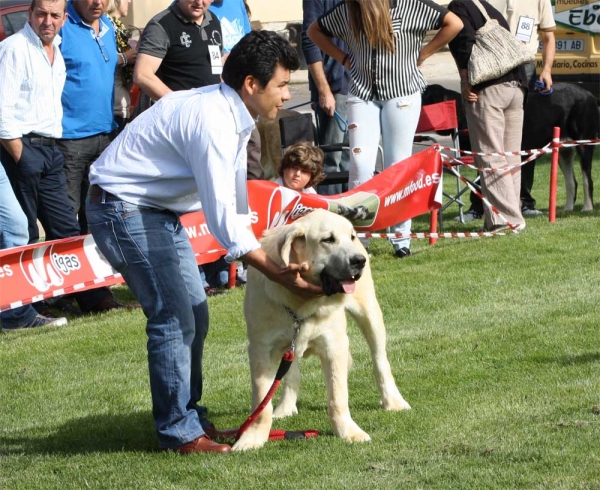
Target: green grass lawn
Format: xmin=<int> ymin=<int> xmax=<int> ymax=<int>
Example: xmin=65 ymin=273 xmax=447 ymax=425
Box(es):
xmin=1 ymin=155 xmax=599 ymax=489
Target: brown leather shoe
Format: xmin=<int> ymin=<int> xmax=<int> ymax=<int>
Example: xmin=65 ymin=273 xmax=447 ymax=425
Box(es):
xmin=165 ymin=435 xmax=231 ymax=454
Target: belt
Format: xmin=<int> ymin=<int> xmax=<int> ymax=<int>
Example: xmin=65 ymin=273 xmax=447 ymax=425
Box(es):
xmin=88 ymin=184 xmax=119 ymax=205
xmin=23 ymin=133 xmax=56 ymax=147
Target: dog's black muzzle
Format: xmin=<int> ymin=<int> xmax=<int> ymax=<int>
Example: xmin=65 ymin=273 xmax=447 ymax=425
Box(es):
xmin=320 ymin=253 xmax=366 ymax=296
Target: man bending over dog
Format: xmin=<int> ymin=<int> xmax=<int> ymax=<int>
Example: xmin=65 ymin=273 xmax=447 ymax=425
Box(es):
xmin=86 ymin=30 xmax=323 ymax=455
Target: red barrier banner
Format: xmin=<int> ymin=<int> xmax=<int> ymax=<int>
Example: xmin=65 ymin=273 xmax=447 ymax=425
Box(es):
xmin=0 ymin=147 xmax=441 ymax=312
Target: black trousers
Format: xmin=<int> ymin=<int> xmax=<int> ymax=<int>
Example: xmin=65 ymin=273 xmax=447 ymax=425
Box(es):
xmin=1 ymin=137 xmax=110 ymax=310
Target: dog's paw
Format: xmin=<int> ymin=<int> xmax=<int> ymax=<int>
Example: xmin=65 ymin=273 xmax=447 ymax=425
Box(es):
xmin=273 ymin=403 xmax=298 ymax=419
xmin=232 ymin=434 xmax=268 ymax=452
xmin=335 ymin=420 xmax=371 ymax=443
xmin=381 ymin=395 xmax=412 ymax=412
xmin=342 ymin=428 xmax=371 ymax=443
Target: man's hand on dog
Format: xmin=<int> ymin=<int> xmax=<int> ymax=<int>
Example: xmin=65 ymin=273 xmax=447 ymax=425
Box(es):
xmin=242 ymin=249 xmax=324 ymax=298
xmin=277 ymin=262 xmax=324 ymax=298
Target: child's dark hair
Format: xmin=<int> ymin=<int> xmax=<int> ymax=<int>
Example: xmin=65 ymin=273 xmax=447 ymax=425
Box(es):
xmin=278 ymin=142 xmax=326 ymax=189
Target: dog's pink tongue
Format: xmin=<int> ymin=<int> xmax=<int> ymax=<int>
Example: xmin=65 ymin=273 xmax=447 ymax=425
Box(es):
xmin=341 ymin=280 xmax=356 ymax=294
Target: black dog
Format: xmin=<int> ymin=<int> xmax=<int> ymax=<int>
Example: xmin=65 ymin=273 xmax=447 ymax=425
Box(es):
xmin=422 ymin=83 xmax=598 ymax=211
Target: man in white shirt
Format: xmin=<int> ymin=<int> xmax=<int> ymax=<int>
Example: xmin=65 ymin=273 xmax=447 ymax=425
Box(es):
xmin=0 ymin=0 xmax=121 ymax=315
xmin=87 ymin=30 xmax=322 ymax=454
xmin=487 ymin=0 xmax=556 ymax=215
xmin=0 ymin=0 xmax=71 ymax=243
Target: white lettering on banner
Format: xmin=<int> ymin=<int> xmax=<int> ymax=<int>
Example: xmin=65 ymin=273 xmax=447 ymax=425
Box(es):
xmin=20 ymin=245 xmax=65 ymax=292
xmin=266 ymin=187 xmax=303 ymax=229
xmin=290 ymin=202 xmax=315 ymax=221
xmin=249 ymin=210 xmax=259 ymax=224
xmin=51 ymin=253 xmax=81 ymax=275
xmin=0 ymin=264 xmax=13 ymax=278
xmin=185 ymin=223 xmax=211 ymax=239
xmin=383 ymin=172 xmax=441 ymax=207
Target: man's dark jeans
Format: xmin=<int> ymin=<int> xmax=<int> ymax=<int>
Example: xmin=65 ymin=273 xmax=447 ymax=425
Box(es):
xmin=1 ymin=138 xmax=111 ymax=311
xmin=57 ymin=134 xmax=111 ymax=235
xmin=1 ymin=139 xmax=79 ymax=243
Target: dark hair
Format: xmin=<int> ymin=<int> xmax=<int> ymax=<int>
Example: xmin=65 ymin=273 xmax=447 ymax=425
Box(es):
xmin=222 ymin=30 xmax=300 ymax=90
xmin=278 ymin=142 xmax=325 ymax=189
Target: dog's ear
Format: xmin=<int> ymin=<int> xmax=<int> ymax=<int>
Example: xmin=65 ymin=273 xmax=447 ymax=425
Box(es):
xmin=277 ymin=223 xmax=306 ymax=266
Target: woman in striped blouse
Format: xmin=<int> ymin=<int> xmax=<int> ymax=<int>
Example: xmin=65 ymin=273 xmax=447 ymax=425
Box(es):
xmin=308 ymin=0 xmax=462 ymax=258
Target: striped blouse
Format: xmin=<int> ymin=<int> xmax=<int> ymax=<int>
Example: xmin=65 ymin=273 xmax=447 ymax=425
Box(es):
xmin=318 ymin=0 xmax=448 ymax=101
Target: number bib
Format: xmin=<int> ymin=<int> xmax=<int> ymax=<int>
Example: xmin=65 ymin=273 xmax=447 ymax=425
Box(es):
xmin=516 ymin=16 xmax=535 ymax=43
xmin=209 ymin=45 xmax=223 ymax=75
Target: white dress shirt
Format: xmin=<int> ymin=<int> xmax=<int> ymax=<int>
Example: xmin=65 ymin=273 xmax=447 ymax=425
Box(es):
xmin=89 ymin=83 xmax=260 ymax=261
xmin=0 ymin=22 xmax=66 ymax=139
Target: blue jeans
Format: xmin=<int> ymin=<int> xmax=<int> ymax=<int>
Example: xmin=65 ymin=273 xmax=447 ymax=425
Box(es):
xmin=347 ymin=92 xmax=422 ymax=250
xmin=86 ymin=192 xmax=209 ymax=448
xmin=0 ymin=164 xmax=38 ymax=327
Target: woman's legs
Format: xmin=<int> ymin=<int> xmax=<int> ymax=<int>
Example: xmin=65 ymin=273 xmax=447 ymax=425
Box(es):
xmin=380 ymin=92 xmax=422 ymax=252
xmin=346 ymin=95 xmax=382 ymax=190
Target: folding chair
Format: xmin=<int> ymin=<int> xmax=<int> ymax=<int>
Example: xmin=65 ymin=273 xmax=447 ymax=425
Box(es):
xmin=277 ymin=110 xmax=384 ymax=187
xmin=278 ymin=111 xmax=350 ymax=186
xmin=413 ymin=100 xmax=479 ymax=230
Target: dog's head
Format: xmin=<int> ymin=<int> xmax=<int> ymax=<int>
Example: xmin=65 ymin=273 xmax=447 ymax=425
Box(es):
xmin=262 ymin=209 xmax=367 ymax=296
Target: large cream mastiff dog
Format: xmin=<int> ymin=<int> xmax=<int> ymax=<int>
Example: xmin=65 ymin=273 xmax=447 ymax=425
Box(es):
xmin=233 ymin=209 xmax=410 ymax=451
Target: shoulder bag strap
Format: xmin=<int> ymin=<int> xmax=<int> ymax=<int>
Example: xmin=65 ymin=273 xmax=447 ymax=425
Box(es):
xmin=471 ymin=0 xmax=492 ymax=22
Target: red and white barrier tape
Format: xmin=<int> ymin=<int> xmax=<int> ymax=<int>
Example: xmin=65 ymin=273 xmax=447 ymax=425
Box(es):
xmin=440 ymin=147 xmax=545 ymax=174
xmin=436 ymin=137 xmax=599 ymax=158
xmin=357 ymin=230 xmax=515 ymax=240
xmin=439 ymin=162 xmax=522 ymax=231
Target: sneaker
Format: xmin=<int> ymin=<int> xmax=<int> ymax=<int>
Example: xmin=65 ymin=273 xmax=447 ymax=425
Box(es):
xmin=453 ymin=208 xmax=483 ymax=222
xmin=394 ymin=247 xmax=412 ymax=259
xmin=522 ymin=206 xmax=543 ymax=216
xmin=3 ymin=314 xmax=67 ymax=331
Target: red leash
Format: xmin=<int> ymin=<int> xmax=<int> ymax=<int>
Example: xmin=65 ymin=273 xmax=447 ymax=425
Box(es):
xmin=213 ymin=310 xmax=320 ymax=442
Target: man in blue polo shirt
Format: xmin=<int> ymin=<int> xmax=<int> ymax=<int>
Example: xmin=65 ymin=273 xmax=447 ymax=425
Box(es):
xmin=53 ymin=0 xmax=128 ymax=314
xmin=57 ymin=0 xmax=117 ymax=236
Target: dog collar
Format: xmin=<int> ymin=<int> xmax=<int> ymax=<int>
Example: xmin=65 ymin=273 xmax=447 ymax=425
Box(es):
xmin=283 ymin=306 xmax=310 ymax=352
